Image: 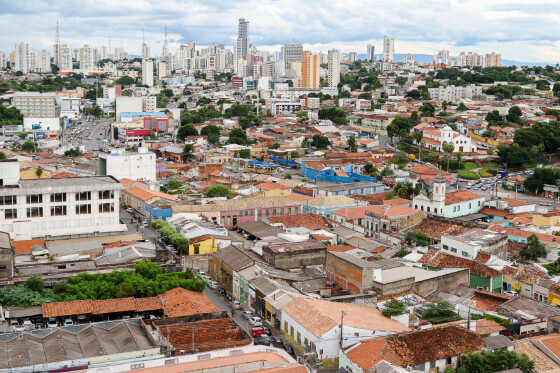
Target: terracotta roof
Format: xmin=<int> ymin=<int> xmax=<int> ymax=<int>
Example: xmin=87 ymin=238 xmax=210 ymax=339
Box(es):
xmin=160 ymin=287 xmax=219 ymax=317
xmin=501 ymin=264 xmax=547 ymax=285
xmin=12 ymin=239 xmax=45 ymax=254
xmin=410 ymin=165 xmax=450 ymax=176
xmin=503 ymin=198 xmax=533 ymax=207
xmin=475 ymin=318 xmax=506 ymax=335
xmin=282 ymin=297 xmax=408 ymax=338
xmin=445 ymin=190 xmax=484 ymax=205
xmin=124 ymin=186 xmax=180 ymax=202
xmin=120 ymin=178 xmax=145 ymax=187
xmin=419 ymin=250 xmax=501 ymax=277
xmin=267 ymin=213 xmax=332 ymax=230
xmin=530 ymin=334 xmax=560 ymax=360
xmin=256 ymin=182 xmax=290 ymax=191
xmin=410 ymin=218 xmax=471 ymax=241
xmin=92 ymin=297 xmax=137 ymax=314
xmin=53 ymin=171 xmax=79 ymax=178
xmin=42 ymin=299 xmax=93 ymax=318
xmin=346 ymin=325 xmax=485 ymax=370
xmin=189 ymin=234 xmax=213 ymax=244
xmin=327 ymin=245 xmax=357 ymax=252
xmin=479 ymin=207 xmax=509 ymax=217
xmin=134 ymin=297 xmax=164 ymax=312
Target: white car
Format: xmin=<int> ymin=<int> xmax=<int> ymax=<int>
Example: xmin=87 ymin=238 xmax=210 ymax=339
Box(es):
xmin=207 ymin=281 xmax=218 ymax=289
xmin=200 ymin=275 xmax=211 ymax=281
xmin=503 ymin=291 xmax=518 ymax=297
xmin=232 ymin=301 xmax=242 ymax=309
xmin=47 ymin=318 xmax=58 ymax=328
xmin=126 ymin=208 xmax=133 ymax=213
xmin=241 ymin=311 xmax=254 ymax=319
xmin=63 ymin=318 xmax=74 ymax=326
xmin=248 ymin=317 xmax=262 ymax=327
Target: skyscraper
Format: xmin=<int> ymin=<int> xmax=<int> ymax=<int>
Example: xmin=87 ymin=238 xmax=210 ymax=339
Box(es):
xmin=434 ymin=49 xmax=450 ymax=65
xmin=302 ymin=51 xmax=320 ymax=88
xmin=367 ymin=44 xmax=375 ymax=61
xmin=14 ymin=42 xmax=29 ymax=74
xmin=328 ymin=49 xmax=341 ymax=89
xmin=236 ymin=18 xmax=249 ymax=60
xmin=58 ymin=45 xmax=72 ymax=71
xmin=282 ymin=43 xmax=303 ymax=68
xmin=79 ymin=44 xmax=95 ymax=71
xmin=383 ymin=36 xmax=394 ymax=62
xmin=142 ymin=60 xmax=154 ymax=87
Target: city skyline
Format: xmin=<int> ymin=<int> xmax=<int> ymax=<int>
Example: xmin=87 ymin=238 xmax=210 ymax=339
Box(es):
xmin=1 ymin=0 xmax=560 ymax=63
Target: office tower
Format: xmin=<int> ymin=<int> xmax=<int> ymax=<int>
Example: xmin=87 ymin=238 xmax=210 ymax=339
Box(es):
xmin=58 ymin=45 xmax=72 ymax=71
xmin=142 ymin=60 xmax=154 ymax=87
xmin=302 ymin=51 xmax=320 ymax=88
xmin=142 ymin=30 xmax=150 ymax=60
xmin=53 ymin=20 xmax=61 ymax=66
xmin=367 ymin=44 xmax=375 ymax=61
xmin=14 ymin=42 xmax=29 ymax=74
xmin=236 ymin=18 xmax=249 ymax=60
xmin=484 ymin=52 xmax=502 ymax=67
xmin=348 ymin=52 xmax=357 ymax=62
xmin=434 ymin=49 xmax=450 ymax=65
xmin=79 ymin=44 xmax=95 ymax=70
xmin=282 ymin=43 xmax=303 ymax=68
xmin=328 ymin=49 xmax=341 ymax=88
xmin=383 ymin=35 xmax=394 ymax=62
xmin=0 ymin=51 xmax=5 ymax=70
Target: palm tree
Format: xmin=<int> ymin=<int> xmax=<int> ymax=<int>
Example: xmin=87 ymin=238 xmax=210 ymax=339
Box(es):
xmin=442 ymin=141 xmax=455 ymax=172
xmin=393 ymin=182 xmax=410 ymax=198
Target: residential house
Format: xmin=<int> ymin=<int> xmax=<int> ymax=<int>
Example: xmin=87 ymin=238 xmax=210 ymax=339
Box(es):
xmin=254 ymin=182 xmax=292 ymax=197
xmin=364 ymin=204 xmax=424 ymax=236
xmin=440 ymin=228 xmax=508 ymax=261
xmin=122 ymin=186 xmax=179 ymax=216
xmin=418 ymin=250 xmax=503 ymax=293
xmin=281 ymin=297 xmax=408 ymax=361
xmin=262 ymin=241 xmax=326 ymax=270
xmin=501 ymin=264 xmax=547 ymax=298
xmin=498 ymin=296 xmax=560 ymax=335
xmin=339 ymin=325 xmax=485 ymax=373
xmin=409 ymin=165 xmax=452 ymax=186
xmin=187 ymin=234 xmax=220 ymax=256
xmin=302 ymin=195 xmax=368 ymax=218
xmin=209 ymin=245 xmax=255 ymax=295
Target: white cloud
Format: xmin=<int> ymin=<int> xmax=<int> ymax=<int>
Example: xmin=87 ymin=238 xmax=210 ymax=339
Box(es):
xmin=0 ymin=0 xmax=559 ymax=62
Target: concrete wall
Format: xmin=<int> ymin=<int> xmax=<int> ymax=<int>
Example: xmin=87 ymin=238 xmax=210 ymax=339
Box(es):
xmin=263 ymin=247 xmax=326 ymax=270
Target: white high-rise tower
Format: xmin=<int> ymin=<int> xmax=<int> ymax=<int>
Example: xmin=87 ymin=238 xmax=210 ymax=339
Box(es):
xmin=383 ymin=35 xmax=394 ymax=62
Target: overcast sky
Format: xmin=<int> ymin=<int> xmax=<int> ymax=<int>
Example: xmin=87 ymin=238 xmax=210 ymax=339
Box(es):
xmin=2 ymin=0 xmax=560 ymax=63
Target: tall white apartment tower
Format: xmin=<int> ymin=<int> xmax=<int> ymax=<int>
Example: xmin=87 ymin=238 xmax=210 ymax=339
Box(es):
xmin=58 ymin=45 xmax=73 ymax=71
xmin=383 ymin=35 xmax=394 ymax=62
xmin=14 ymin=42 xmax=29 ymax=74
xmin=328 ymin=49 xmax=341 ymax=88
xmin=79 ymin=44 xmax=95 ymax=71
xmin=282 ymin=43 xmax=303 ymax=68
xmin=142 ymin=60 xmax=154 ymax=87
xmin=236 ymin=18 xmax=249 ymax=60
xmin=367 ymin=44 xmax=376 ymax=61
xmin=0 ymin=51 xmax=6 ymax=70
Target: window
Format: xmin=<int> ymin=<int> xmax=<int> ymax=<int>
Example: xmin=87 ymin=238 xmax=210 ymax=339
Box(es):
xmin=258 ymin=210 xmax=262 ymax=217
xmin=295 ymin=207 xmax=299 ymax=214
xmin=76 ymin=204 xmax=92 ymax=215
xmin=4 ymin=209 xmax=17 ymax=219
xmin=462 ymin=251 xmax=469 ymax=257
xmin=265 ymin=210 xmax=269 ymax=217
xmin=288 ymin=208 xmax=291 ymax=215
xmin=453 ymin=206 xmax=456 ymax=212
xmin=51 ymin=206 xmax=67 ymax=216
xmin=451 ymin=248 xmax=457 ymax=253
xmin=280 ymin=208 xmax=284 ymax=216
xmin=469 ymin=203 xmax=472 ymax=209
xmin=273 ymin=209 xmax=277 ymax=216
xmin=457 ymin=205 xmax=460 ymax=211
xmin=297 ymin=331 xmax=301 ymax=344
xmin=130 ymin=363 xmax=145 ymax=370
xmin=478 ymin=201 xmax=481 ymax=206
xmin=430 ymin=361 xmax=436 ymax=369
xmin=446 ymin=357 xmax=452 ymax=365
xmin=98 ymin=203 xmax=114 ymax=213
xmin=26 ymin=194 xmax=42 ymax=204
xmin=284 ymin=321 xmax=288 ymax=333
xmin=76 ymin=191 xmax=91 ymax=201
xmin=194 ymin=244 xmax=200 ymax=255
xmin=98 ymin=190 xmax=114 ymax=199
xmin=304 ymin=337 xmax=308 ymax=346
xmin=0 ymin=196 xmax=16 ymax=205
xmin=250 ymin=210 xmax=254 ymax=216
xmin=290 ymin=326 xmax=294 ymax=338
xmin=26 ymin=207 xmax=43 ymax=218
xmin=245 ymin=210 xmax=249 ymax=216
xmin=50 ymin=193 xmax=67 ymax=203
xmin=443 ymin=245 xmax=449 ymax=250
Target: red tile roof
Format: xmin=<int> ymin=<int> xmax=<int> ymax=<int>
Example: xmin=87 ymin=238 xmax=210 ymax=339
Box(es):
xmin=445 ymin=190 xmax=484 ymax=205
xmin=161 ymin=287 xmax=219 ymax=317
xmin=267 ymin=213 xmax=332 ymax=230
xmin=419 ymin=250 xmax=501 ymax=277
xmin=12 ymin=239 xmax=45 ymax=254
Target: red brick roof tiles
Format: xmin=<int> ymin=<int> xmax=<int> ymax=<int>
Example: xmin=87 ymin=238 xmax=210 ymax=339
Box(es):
xmin=445 ymin=190 xmax=484 ymax=205
xmin=161 ymin=287 xmax=219 ymax=317
xmin=419 ymin=250 xmax=501 ymax=277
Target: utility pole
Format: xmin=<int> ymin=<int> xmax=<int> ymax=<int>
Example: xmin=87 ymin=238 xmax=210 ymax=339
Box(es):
xmin=339 ymin=311 xmax=346 ymax=351
xmin=191 ymin=325 xmax=197 ymax=354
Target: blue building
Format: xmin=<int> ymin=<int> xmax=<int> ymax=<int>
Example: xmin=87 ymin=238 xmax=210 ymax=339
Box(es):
xmin=301 ymin=161 xmax=378 ymax=184
xmin=315 ymin=181 xmax=386 ymax=197
xmin=145 ymin=200 xmax=173 ymax=221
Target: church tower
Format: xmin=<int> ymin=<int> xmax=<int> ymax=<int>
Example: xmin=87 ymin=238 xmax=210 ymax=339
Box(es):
xmin=432 ymin=171 xmax=447 ymax=215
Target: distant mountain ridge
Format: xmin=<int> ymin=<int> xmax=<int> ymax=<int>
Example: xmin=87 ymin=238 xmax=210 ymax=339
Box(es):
xmin=355 ymin=53 xmax=551 ymax=67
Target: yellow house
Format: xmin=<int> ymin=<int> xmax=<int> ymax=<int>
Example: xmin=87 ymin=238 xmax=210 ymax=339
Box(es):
xmin=250 ymin=145 xmax=266 ymax=158
xmin=20 ymin=167 xmax=52 ymax=180
xmin=254 ymin=182 xmax=292 ymax=197
xmin=188 ymin=235 xmax=219 ymax=256
xmin=548 ymin=285 xmax=560 ymax=306
xmin=533 ymin=210 xmax=560 ymax=227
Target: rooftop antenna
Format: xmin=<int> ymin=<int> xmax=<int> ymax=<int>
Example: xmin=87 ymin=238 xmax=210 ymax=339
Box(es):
xmin=55 ymin=20 xmax=60 ymax=45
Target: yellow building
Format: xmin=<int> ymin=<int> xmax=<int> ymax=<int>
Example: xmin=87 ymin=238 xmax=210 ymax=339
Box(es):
xmin=255 ymin=182 xmax=292 ymax=197
xmin=20 ymin=168 xmax=52 ymax=180
xmin=533 ymin=210 xmax=560 ymax=227
xmin=188 ymin=235 xmax=219 ymax=256
xmin=250 ymin=145 xmax=266 ymax=158
xmin=302 ymin=51 xmax=320 ymax=88
xmin=549 ymin=285 xmax=560 ymax=306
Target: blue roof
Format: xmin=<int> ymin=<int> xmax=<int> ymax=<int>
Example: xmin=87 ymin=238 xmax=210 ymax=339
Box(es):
xmin=120 ymin=112 xmax=166 ymax=118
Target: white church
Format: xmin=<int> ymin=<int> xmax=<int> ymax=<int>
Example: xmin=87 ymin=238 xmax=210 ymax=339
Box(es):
xmin=420 ymin=125 xmax=477 ymax=153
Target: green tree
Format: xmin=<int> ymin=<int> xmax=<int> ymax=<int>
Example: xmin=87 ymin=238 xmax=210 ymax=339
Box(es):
xmin=17 ymin=133 xmax=27 ymax=139
xmin=406 ymin=231 xmax=431 ymax=246
xmin=487 ymin=146 xmax=495 ymax=155
xmin=26 ymin=275 xmax=44 ymax=292
xmin=393 ymin=181 xmax=411 ymax=198
xmin=177 ymin=124 xmax=199 ymax=142
xmin=405 ymin=90 xmax=421 ymax=100
xmin=485 ymin=110 xmax=502 ymax=123
xmin=207 ymin=132 xmax=220 ymax=145
xmin=388 ymin=116 xmax=411 ymax=140
xmin=381 ymin=299 xmax=406 ymax=317
xmin=0 ymin=151 xmax=5 ymax=160
xmin=236 ymin=149 xmax=251 ymax=158
xmin=200 ymin=124 xmax=221 ymax=137
xmin=22 ymin=140 xmax=36 ymax=153
xmin=318 ymin=107 xmax=347 ymax=125
xmin=419 ymin=102 xmax=436 ymax=117
xmin=347 ymin=135 xmax=357 ymax=152
xmin=421 ymin=300 xmax=461 ymax=324
xmin=519 ymin=234 xmax=547 ymax=261
xmin=116 ymin=75 xmax=135 ymax=85
xmin=35 ymin=166 xmax=43 ymax=178
xmin=116 ymin=282 xmax=136 ymax=298
xmin=134 ymin=260 xmax=163 ymax=280
xmin=506 ymin=105 xmax=523 ymax=122
xmin=205 ymin=184 xmax=232 ymax=199
xmin=227 ymin=128 xmax=248 ymax=145
xmin=311 ymin=134 xmax=330 ymax=150
xmin=182 ymin=144 xmax=194 ymax=162
xmin=364 ymin=163 xmax=378 ymax=176
xmin=456 ymin=102 xmax=468 ymax=111
xmin=442 ymin=141 xmax=455 ymax=172
xmin=459 ymin=349 xmax=535 ymax=373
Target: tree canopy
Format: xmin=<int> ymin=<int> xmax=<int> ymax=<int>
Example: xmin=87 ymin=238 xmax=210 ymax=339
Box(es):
xmin=311 ymin=134 xmax=330 ymax=150
xmin=459 ymin=349 xmax=535 ymax=373
xmin=519 ymin=234 xmax=547 ymax=261
xmin=177 ymin=124 xmax=199 ymax=141
xmin=205 ymin=184 xmax=232 ymax=199
xmin=318 ymin=107 xmax=347 ymax=125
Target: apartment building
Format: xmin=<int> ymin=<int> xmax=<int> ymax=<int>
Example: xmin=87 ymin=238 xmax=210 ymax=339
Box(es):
xmin=13 ymin=92 xmax=58 ymax=117
xmin=328 ymin=49 xmax=341 ymax=89
xmin=301 ymin=51 xmax=320 ymax=88
xmin=428 ymin=85 xmax=483 ymax=101
xmin=0 ymin=160 xmax=125 ymax=240
xmin=98 ymin=147 xmax=156 ymax=181
xmin=282 ymin=43 xmax=303 ymax=68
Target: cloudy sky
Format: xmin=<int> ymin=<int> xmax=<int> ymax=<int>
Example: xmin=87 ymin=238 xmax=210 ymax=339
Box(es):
xmin=2 ymin=0 xmax=560 ymax=63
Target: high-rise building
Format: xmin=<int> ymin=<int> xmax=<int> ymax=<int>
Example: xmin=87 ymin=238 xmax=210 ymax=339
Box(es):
xmin=100 ymin=45 xmax=107 ymax=60
xmin=302 ymin=51 xmax=320 ymax=88
xmin=236 ymin=18 xmax=249 ymax=60
xmin=367 ymin=44 xmax=375 ymax=61
xmin=161 ymin=24 xmax=169 ymax=61
xmin=383 ymin=35 xmax=394 ymax=62
xmin=327 ymin=49 xmax=341 ymax=89
xmin=79 ymin=44 xmax=95 ymax=70
xmin=29 ymin=50 xmax=50 ymax=73
xmin=434 ymin=49 xmax=450 ymax=65
xmin=53 ymin=20 xmax=61 ymax=66
xmin=484 ymin=52 xmax=502 ymax=67
xmin=142 ymin=30 xmax=150 ymax=61
xmin=282 ymin=43 xmax=303 ymax=69
xmin=348 ymin=52 xmax=357 ymax=62
xmin=158 ymin=61 xmax=167 ymax=79
xmin=142 ymin=60 xmax=154 ymax=87
xmin=58 ymin=45 xmax=73 ymax=71
xmin=0 ymin=51 xmax=5 ymax=70
xmin=14 ymin=42 xmax=29 ymax=74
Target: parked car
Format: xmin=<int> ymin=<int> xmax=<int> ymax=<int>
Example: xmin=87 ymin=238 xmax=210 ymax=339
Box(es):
xmin=226 ymin=295 xmax=233 ymax=302
xmin=261 ymin=326 xmax=271 ymax=335
xmin=126 ymin=208 xmax=133 ymax=213
xmin=47 ymin=318 xmax=58 ymax=327
xmin=270 ymin=336 xmax=284 ymax=348
xmin=248 ymin=317 xmax=262 ymax=327
xmin=207 ymin=281 xmax=218 ymax=289
xmin=230 ymin=226 xmax=238 ymax=231
xmin=63 ymin=318 xmax=74 ymax=326
xmin=232 ymin=301 xmax=242 ymax=309
xmin=22 ymin=318 xmax=32 ymax=326
xmin=200 ymin=275 xmax=211 ymax=281
xmin=9 ymin=319 xmax=19 ymax=327
xmin=250 ymin=327 xmax=265 ymax=337
xmin=283 ymin=344 xmax=295 ymax=356
xmin=241 ymin=311 xmax=254 ymax=319
xmin=503 ymin=291 xmax=518 ymax=297
xmin=254 ymin=334 xmax=270 ymax=346
xmin=218 ymin=288 xmax=227 ymax=295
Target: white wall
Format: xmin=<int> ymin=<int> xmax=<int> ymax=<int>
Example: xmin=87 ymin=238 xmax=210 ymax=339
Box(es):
xmin=23 ymin=117 xmax=61 ymax=131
